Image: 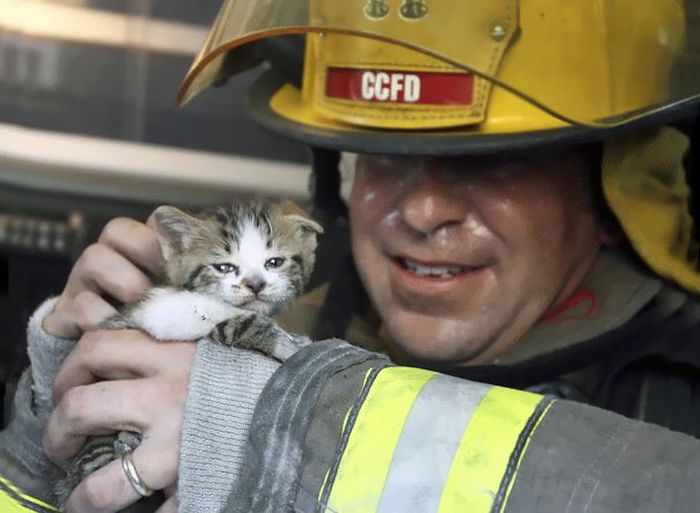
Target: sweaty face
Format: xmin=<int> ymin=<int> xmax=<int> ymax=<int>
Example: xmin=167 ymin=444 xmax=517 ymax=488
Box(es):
xmin=349 ymin=149 xmax=602 ymax=366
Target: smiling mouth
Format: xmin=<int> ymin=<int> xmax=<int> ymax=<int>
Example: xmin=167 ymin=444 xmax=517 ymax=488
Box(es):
xmin=397 ymin=257 xmax=482 ymax=278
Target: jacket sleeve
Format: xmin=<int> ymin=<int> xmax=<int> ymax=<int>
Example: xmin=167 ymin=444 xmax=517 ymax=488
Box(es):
xmin=0 ymin=298 xmax=75 ymax=512
xmin=225 ymin=339 xmax=700 ymax=513
xmin=176 ymin=340 xmax=280 ymax=513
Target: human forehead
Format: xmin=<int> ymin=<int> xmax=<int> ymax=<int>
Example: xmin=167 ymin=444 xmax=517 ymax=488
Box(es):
xmin=343 ymin=146 xmax=594 ymax=172
xmin=344 ymin=146 xmax=599 ymax=208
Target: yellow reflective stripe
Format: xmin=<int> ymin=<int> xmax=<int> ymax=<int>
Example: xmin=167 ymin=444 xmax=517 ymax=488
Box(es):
xmin=498 ymin=399 xmax=556 ymax=513
xmin=326 ymin=367 xmax=436 ymax=513
xmin=317 ymin=366 xmax=378 ymax=504
xmin=376 ymin=374 xmax=493 ymax=513
xmin=437 ymin=387 xmax=543 ymax=513
xmin=0 ymin=476 xmax=59 ymax=513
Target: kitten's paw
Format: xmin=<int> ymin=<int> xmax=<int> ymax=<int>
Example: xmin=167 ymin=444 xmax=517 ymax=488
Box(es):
xmin=211 ymin=314 xmax=302 ymax=361
xmin=114 ymin=430 xmax=143 ymax=456
xmin=52 ymin=435 xmax=121 ymax=511
xmin=51 ymin=471 xmax=75 ymax=512
xmin=132 ymin=289 xmax=236 ymax=341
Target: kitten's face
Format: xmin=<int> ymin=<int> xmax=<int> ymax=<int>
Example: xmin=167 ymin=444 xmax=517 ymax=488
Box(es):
xmin=153 ymin=201 xmax=323 ymax=316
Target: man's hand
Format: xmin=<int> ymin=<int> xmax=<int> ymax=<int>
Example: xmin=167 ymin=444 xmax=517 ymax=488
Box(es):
xmin=42 ymin=218 xmax=164 ymax=339
xmin=44 ymin=329 xmax=196 ymax=513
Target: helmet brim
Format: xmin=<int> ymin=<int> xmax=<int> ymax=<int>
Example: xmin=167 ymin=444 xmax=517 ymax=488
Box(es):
xmin=249 ymin=70 xmax=700 ymax=156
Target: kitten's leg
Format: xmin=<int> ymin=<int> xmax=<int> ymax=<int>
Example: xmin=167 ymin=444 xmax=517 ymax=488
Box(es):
xmin=53 ymin=432 xmax=145 ymax=512
xmin=99 ymin=313 xmax=139 ymax=330
xmin=126 ymin=287 xmax=236 ymax=341
xmin=53 ymin=435 xmax=119 ymax=511
xmin=211 ymin=312 xmax=310 ymax=361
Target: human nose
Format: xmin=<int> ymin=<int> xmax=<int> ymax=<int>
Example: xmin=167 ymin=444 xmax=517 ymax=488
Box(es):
xmin=397 ymin=164 xmax=470 ymax=236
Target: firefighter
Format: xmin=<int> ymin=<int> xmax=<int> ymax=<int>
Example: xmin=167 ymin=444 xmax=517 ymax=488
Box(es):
xmin=2 ymin=0 xmax=700 ymax=512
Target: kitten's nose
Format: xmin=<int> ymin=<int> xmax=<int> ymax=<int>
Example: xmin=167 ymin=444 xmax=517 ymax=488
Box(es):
xmin=243 ymin=277 xmax=266 ymax=295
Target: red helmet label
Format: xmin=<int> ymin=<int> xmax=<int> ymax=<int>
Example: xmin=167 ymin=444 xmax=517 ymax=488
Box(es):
xmin=325 ymin=67 xmax=474 ymax=105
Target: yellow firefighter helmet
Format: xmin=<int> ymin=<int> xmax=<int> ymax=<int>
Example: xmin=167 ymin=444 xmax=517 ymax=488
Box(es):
xmin=178 ymin=0 xmax=698 ymax=154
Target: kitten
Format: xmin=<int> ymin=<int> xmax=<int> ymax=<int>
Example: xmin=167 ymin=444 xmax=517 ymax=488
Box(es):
xmin=52 ymin=200 xmax=323 ymax=510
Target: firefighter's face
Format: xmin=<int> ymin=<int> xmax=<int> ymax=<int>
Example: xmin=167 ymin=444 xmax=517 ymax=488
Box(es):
xmin=349 ymin=149 xmax=602 ymax=366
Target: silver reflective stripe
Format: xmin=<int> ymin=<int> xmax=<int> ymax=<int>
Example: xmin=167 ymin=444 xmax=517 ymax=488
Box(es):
xmin=375 ymin=374 xmax=491 ymax=513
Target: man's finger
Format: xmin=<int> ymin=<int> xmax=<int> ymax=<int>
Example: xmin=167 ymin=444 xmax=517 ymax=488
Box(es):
xmin=72 ymin=290 xmax=119 ymax=333
xmin=76 ymin=244 xmax=153 ymax=303
xmin=99 ymin=217 xmax=165 ymax=279
xmin=65 ymin=438 xmax=177 ymax=513
xmin=41 ymin=291 xmax=117 ymax=341
xmin=45 ymin=380 xmax=152 ymax=465
xmin=52 ymin=332 xmax=192 ymax=402
xmin=52 ymin=330 xmax=154 ymax=402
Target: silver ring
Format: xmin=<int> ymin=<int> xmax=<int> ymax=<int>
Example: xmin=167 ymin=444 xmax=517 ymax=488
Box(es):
xmin=121 ymin=451 xmax=154 ymax=497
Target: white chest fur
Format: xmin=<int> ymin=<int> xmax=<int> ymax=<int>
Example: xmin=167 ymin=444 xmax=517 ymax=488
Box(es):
xmin=130 ymin=287 xmax=239 ymax=341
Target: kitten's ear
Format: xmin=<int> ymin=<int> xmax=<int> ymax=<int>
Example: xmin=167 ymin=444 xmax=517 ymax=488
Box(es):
xmin=151 ymin=205 xmax=204 ymax=261
xmin=277 ymin=200 xmax=324 ymax=236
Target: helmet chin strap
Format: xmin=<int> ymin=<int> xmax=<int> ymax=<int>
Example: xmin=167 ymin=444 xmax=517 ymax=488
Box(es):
xmin=310 ymin=146 xmax=346 ymax=223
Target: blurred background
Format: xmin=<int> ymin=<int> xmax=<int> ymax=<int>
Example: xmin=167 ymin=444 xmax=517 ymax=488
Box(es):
xmin=0 ymin=0 xmax=313 ymax=425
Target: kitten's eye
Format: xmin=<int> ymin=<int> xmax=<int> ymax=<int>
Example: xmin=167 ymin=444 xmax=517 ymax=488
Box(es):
xmin=264 ymin=257 xmax=286 ymax=270
xmin=212 ymin=263 xmax=239 ymax=274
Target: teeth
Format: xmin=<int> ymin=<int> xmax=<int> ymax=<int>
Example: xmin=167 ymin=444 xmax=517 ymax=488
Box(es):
xmin=403 ymin=258 xmax=472 ymax=277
